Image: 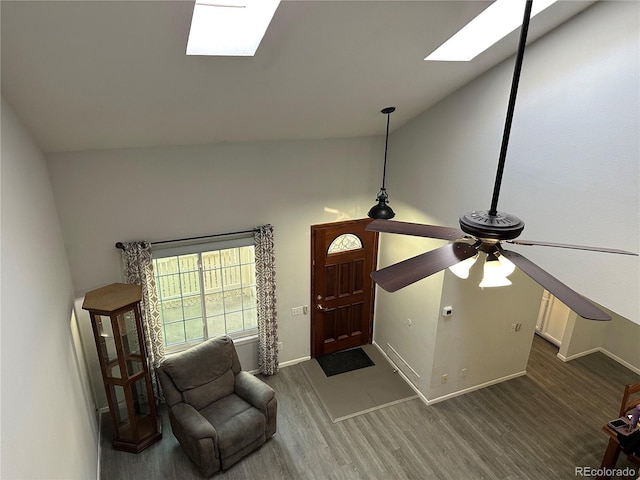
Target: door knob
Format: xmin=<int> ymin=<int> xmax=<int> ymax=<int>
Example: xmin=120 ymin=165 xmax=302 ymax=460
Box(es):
xmin=317 ymin=303 xmax=324 ymax=311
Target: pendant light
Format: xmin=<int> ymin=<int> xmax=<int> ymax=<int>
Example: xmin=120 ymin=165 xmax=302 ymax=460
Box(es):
xmin=368 ymin=107 xmax=396 ymax=219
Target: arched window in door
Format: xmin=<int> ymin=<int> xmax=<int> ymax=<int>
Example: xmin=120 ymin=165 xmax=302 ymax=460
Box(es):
xmin=327 ymin=233 xmax=363 ymax=254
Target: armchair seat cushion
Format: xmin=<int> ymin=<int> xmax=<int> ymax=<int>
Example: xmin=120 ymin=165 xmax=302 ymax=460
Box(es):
xmin=201 ymin=395 xmax=266 ymax=461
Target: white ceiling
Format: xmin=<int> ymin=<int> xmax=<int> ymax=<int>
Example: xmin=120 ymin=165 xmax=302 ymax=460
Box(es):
xmin=1 ymin=0 xmax=595 ymax=153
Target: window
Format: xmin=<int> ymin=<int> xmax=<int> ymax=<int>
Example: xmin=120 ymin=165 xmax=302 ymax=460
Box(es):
xmin=152 ymin=236 xmax=257 ymax=352
xmin=327 ymin=233 xmax=363 ymax=254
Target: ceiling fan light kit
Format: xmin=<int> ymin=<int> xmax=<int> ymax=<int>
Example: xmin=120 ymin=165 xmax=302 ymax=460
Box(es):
xmin=448 ymin=254 xmax=478 ymax=280
xmin=368 ymin=107 xmax=397 ymax=220
xmin=479 ymin=253 xmax=513 ymax=288
xmin=366 ymin=0 xmax=638 ymax=322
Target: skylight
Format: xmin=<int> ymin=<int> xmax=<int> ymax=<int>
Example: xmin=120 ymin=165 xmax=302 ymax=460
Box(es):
xmin=186 ymin=0 xmax=280 ymax=56
xmin=425 ymin=0 xmax=558 ymax=61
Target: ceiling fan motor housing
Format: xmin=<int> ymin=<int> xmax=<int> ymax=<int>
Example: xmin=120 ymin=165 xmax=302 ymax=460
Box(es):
xmin=459 ymin=210 xmax=525 ymax=240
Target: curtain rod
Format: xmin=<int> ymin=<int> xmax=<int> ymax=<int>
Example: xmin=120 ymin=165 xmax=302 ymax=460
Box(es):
xmin=115 ymin=228 xmax=259 ymax=250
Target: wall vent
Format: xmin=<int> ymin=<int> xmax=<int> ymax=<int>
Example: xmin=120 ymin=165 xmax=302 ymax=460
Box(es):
xmin=386 ymin=343 xmax=420 ymax=387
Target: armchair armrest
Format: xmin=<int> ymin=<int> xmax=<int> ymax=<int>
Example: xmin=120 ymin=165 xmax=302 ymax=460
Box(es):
xmin=234 ymin=371 xmax=275 ymax=410
xmin=169 ymin=403 xmax=221 ymax=476
xmin=170 ymin=403 xmax=217 ymax=441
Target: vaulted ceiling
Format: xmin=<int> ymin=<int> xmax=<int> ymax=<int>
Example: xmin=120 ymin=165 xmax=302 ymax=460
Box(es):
xmin=1 ymin=0 xmax=594 ymax=153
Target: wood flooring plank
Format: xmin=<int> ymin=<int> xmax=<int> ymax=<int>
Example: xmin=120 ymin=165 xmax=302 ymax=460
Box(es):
xmin=99 ymin=335 xmax=640 ymax=480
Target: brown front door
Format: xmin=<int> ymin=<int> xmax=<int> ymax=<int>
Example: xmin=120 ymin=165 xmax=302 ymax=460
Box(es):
xmin=310 ymin=218 xmax=378 ymax=357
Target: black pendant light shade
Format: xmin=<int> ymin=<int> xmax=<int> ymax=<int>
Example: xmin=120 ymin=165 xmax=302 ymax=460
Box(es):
xmin=368 ymin=106 xmax=396 ymax=219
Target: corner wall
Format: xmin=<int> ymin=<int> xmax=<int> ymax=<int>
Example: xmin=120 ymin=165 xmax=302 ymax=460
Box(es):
xmin=1 ymin=98 xmax=98 ymax=479
xmin=560 ymin=306 xmax=640 ymax=373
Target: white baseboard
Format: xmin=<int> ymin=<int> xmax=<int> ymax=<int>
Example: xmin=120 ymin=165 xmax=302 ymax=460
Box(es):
xmin=372 ymin=341 xmax=528 ymax=407
xmin=535 ymin=330 xmax=561 ymax=347
xmin=556 ymin=348 xmax=600 ymax=363
xmin=96 ymin=409 xmax=102 ymax=480
xmin=279 ymin=356 xmax=311 ymax=368
xmin=254 ymin=355 xmax=311 ymax=374
xmin=558 ymin=347 xmax=640 ymax=375
xmin=600 ymin=349 xmax=640 ymax=375
xmin=372 ymin=341 xmax=429 ymax=404
xmin=246 ymin=355 xmax=311 ymax=375
xmin=425 ymin=371 xmax=528 ymax=406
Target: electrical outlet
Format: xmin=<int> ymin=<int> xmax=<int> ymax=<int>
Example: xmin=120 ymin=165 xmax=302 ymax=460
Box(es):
xmin=291 ymin=306 xmax=304 ymax=316
xmin=441 ymin=374 xmax=448 ymax=384
xmin=511 ymin=323 xmax=517 ymax=332
xmin=460 ymin=368 xmax=467 ymax=377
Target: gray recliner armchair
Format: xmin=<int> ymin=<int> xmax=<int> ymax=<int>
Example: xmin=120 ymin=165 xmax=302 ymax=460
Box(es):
xmin=157 ymin=336 xmax=277 ymax=476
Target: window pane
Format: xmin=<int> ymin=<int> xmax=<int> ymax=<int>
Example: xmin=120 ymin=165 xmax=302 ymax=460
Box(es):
xmin=220 ymin=248 xmax=240 ymax=267
xmin=185 ymin=318 xmax=204 ymax=342
xmin=160 ymin=300 xmax=183 ymax=322
xmin=327 ymin=233 xmax=363 ymax=254
xmin=223 ymin=289 xmax=243 ymax=313
xmin=221 ymin=266 xmax=241 ymax=289
xmin=179 ymin=254 xmax=199 ymax=272
xmin=180 ymin=271 xmax=200 ymax=297
xmin=155 ymin=256 xmax=179 ymax=275
xmin=202 ymin=267 xmax=223 ymax=292
xmin=225 ymin=311 xmax=244 ymax=334
xmin=182 ymin=295 xmax=202 ymax=319
xmin=158 ymin=273 xmax=181 ymax=299
xmin=206 ymin=315 xmax=225 ymax=338
xmin=204 ymin=292 xmax=225 ymax=317
xmin=242 ymin=286 xmax=256 ymax=307
xmin=202 ymin=250 xmax=221 ymax=269
xmin=239 ymin=246 xmax=255 ymax=264
xmin=243 ymin=308 xmax=257 ymax=329
xmin=240 ymin=264 xmax=255 ymax=286
xmin=163 ymin=321 xmax=186 ymax=346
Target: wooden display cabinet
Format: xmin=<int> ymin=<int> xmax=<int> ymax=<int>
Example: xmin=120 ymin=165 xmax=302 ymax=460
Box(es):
xmin=82 ymin=283 xmax=162 ymax=453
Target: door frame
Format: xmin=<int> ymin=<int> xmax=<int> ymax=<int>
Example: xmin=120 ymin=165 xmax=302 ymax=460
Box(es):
xmin=310 ymin=218 xmax=379 ymax=358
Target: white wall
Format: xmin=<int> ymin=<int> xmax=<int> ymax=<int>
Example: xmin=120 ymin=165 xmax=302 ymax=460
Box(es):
xmin=375 ymin=0 xmax=639 ymax=400
xmin=47 ymin=136 xmax=382 ymax=408
xmin=430 ymin=267 xmax=543 ymax=401
xmin=498 ymin=0 xmax=639 ymax=324
xmin=1 ymin=98 xmax=98 ymax=479
xmin=39 ymin=1 xmax=638 ymax=413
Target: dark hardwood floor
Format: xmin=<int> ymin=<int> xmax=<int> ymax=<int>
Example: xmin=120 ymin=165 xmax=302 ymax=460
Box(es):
xmin=100 ymin=335 xmax=640 ymax=479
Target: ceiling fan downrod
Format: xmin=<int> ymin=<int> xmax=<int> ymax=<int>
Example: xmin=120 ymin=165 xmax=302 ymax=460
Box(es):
xmin=488 ymin=0 xmax=533 ymax=217
xmin=459 ymin=0 xmax=532 ymax=241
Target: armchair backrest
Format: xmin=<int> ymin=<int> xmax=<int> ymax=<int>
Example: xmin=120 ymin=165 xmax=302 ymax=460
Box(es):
xmin=158 ymin=336 xmax=242 ymax=410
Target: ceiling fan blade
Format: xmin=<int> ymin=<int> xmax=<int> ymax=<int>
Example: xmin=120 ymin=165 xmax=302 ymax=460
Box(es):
xmin=498 ymin=248 xmax=610 ymax=321
xmin=371 ymin=243 xmax=477 ymax=292
xmin=506 ymin=239 xmax=638 ymax=256
xmin=366 ymin=219 xmax=465 ymax=241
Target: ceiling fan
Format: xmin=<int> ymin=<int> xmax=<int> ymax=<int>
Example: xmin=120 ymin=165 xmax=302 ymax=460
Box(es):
xmin=366 ymin=0 xmax=637 ymax=322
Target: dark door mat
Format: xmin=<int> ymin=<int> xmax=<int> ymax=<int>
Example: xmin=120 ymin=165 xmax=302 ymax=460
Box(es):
xmin=316 ymin=347 xmax=375 ymax=377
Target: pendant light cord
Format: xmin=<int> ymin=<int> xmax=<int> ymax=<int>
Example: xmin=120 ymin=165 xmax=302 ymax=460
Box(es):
xmin=382 ymin=112 xmax=391 ymax=189
xmin=380 ymin=106 xmax=395 ymax=190
xmin=489 ymin=0 xmax=533 ymax=216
